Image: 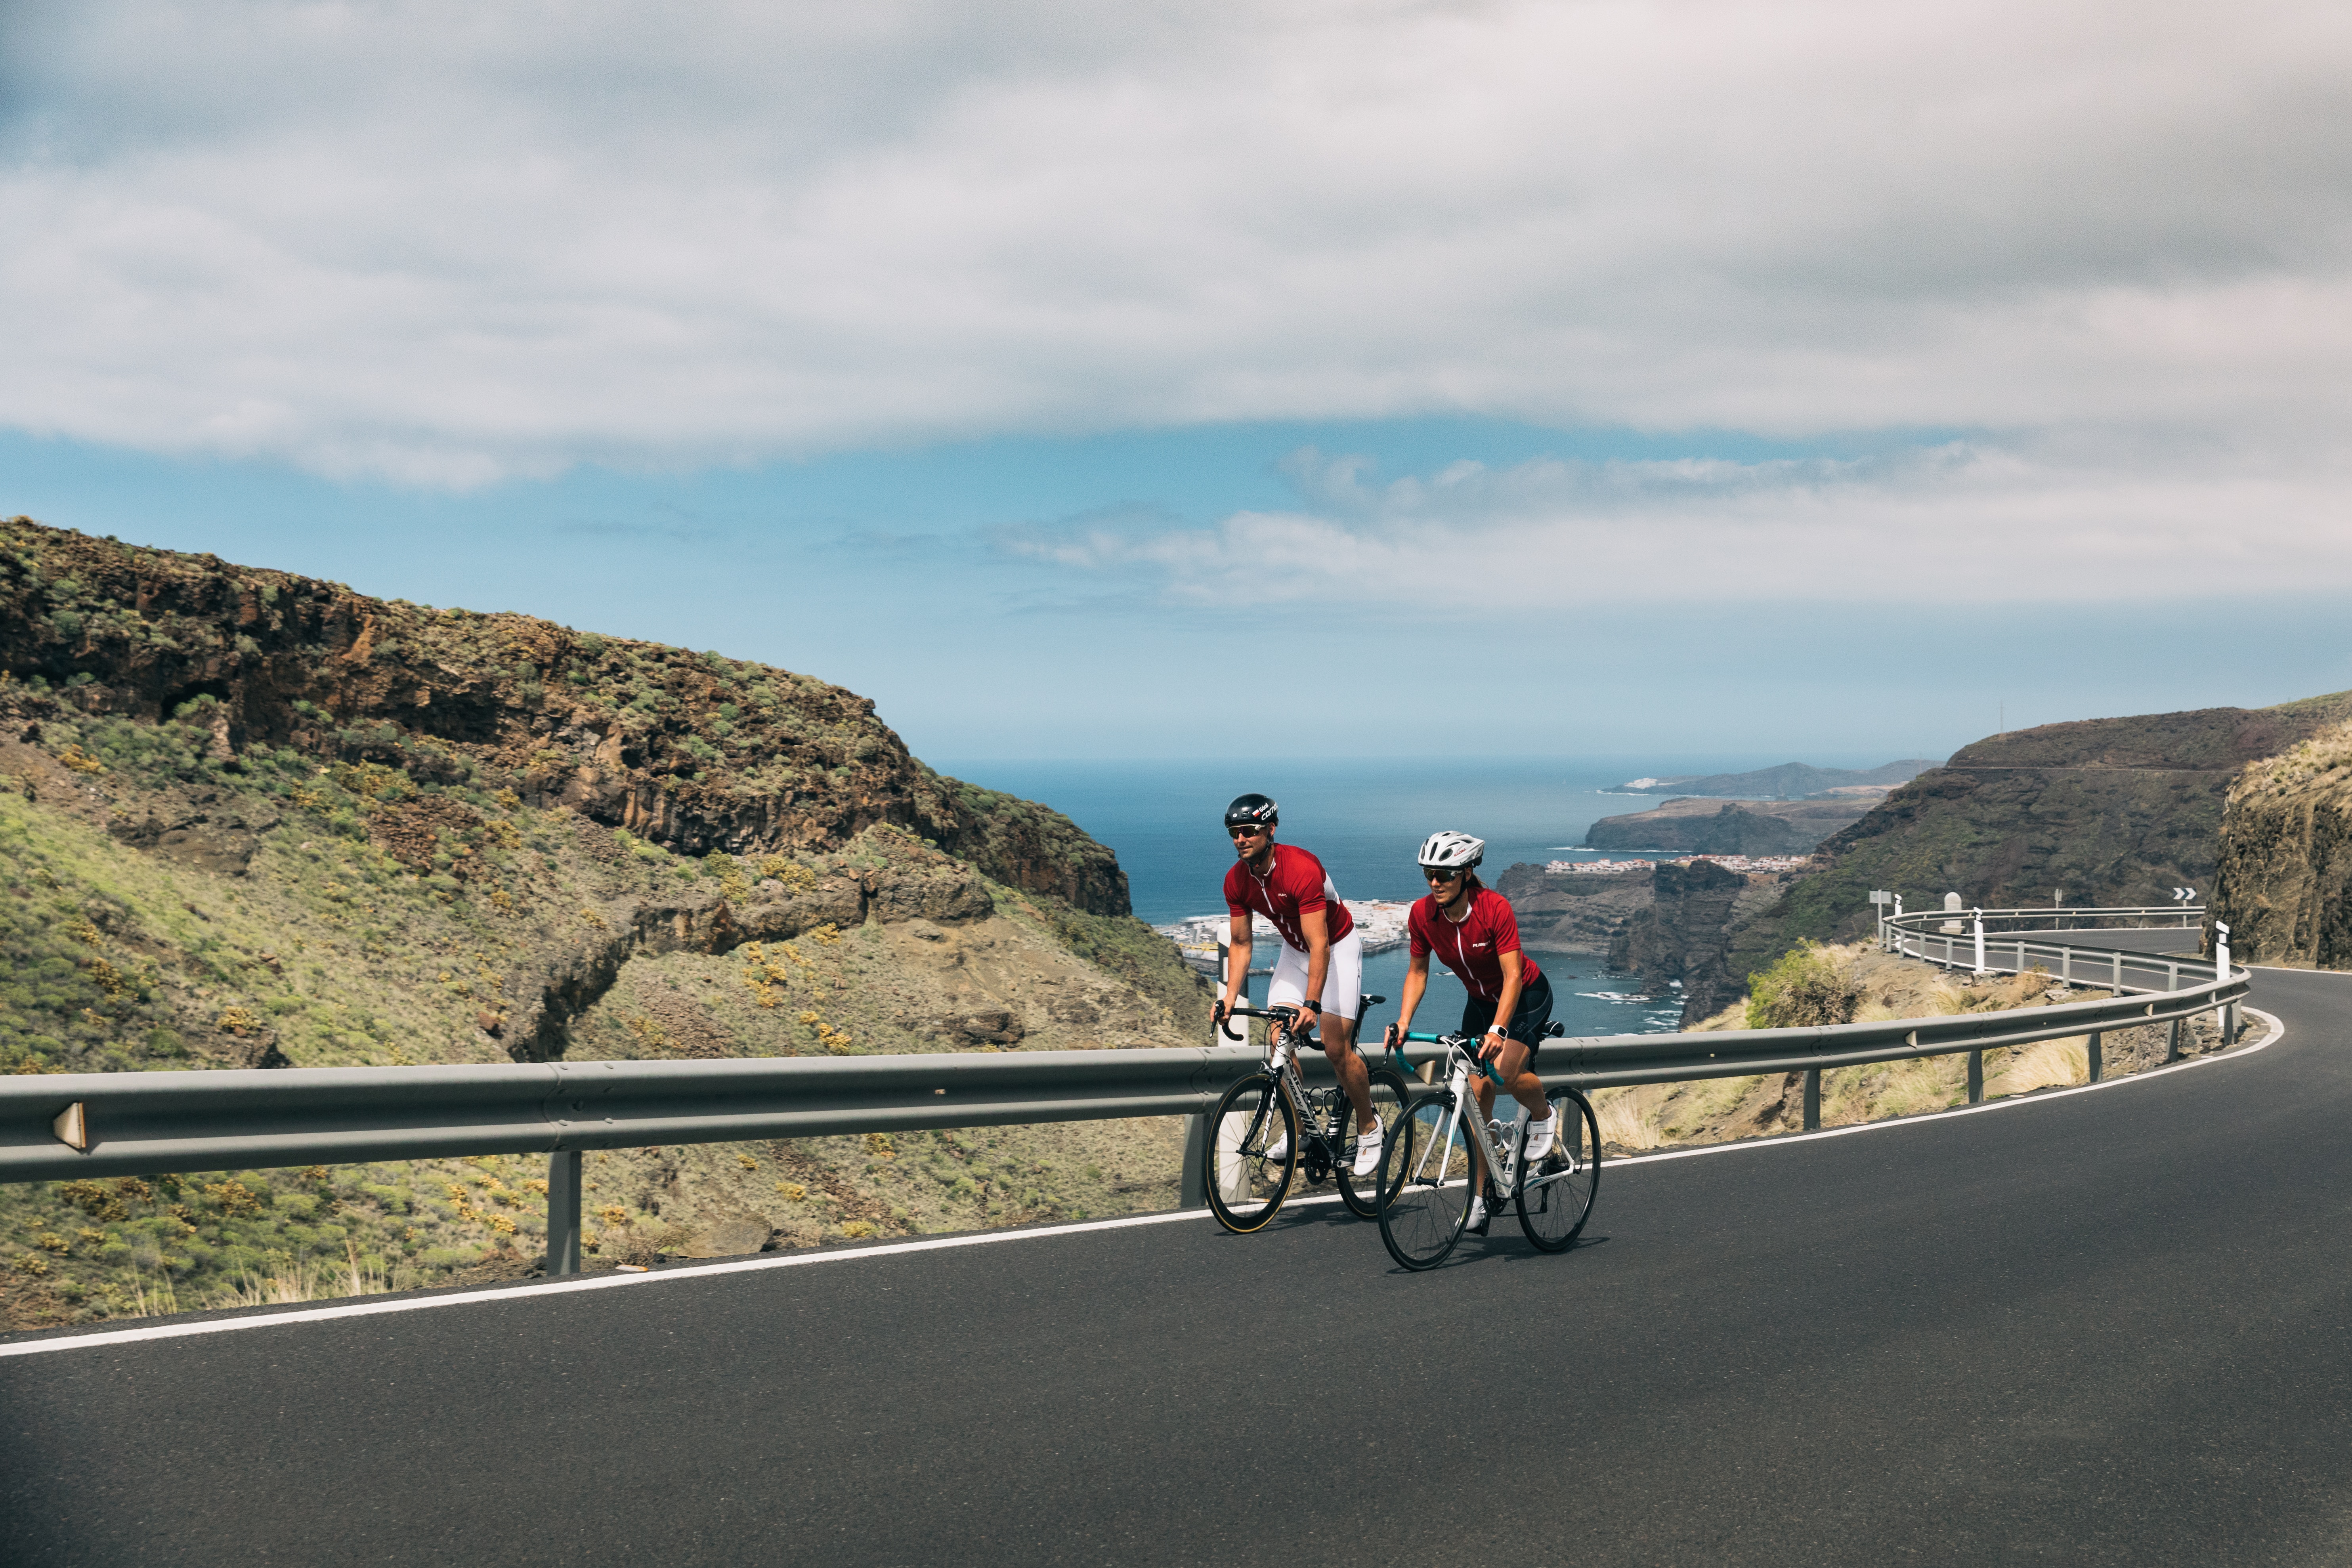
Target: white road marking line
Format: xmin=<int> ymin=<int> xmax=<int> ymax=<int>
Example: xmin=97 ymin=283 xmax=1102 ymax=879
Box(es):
xmin=0 ymin=1007 xmax=2287 ymax=1360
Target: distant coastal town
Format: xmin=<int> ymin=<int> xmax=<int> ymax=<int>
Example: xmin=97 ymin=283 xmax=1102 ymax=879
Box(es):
xmin=1548 ymin=853 xmax=1813 ymax=875
xmin=1156 ymin=899 xmax=1413 ymax=976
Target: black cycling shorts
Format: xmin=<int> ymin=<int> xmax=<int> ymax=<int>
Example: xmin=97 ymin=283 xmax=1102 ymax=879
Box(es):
xmin=1459 ymin=972 xmax=1554 ymax=1060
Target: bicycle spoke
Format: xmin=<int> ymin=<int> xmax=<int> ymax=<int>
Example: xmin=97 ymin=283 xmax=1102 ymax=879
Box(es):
xmin=1379 ymin=1091 xmax=1472 ymax=1270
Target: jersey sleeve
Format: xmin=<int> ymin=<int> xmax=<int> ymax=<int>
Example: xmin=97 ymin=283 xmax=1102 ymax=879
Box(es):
xmin=1486 ymin=891 xmax=1524 ymax=955
xmin=1407 ymin=899 xmax=1433 ymax=957
xmin=1281 ymin=847 xmax=1329 ymax=915
xmin=1222 ymin=864 xmax=1249 ymax=919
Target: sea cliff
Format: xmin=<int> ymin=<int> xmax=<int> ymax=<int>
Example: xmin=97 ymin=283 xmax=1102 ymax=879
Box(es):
xmin=1494 ymin=861 xmax=1655 ymax=952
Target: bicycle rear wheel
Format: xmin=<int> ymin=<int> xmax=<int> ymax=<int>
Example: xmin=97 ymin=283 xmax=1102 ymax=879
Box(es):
xmin=1337 ymin=1065 xmax=1411 ymax=1219
xmin=1514 ymin=1088 xmax=1599 ymax=1252
xmin=1204 ymin=1073 xmax=1298 ymax=1234
xmin=1377 ymin=1090 xmax=1473 ymax=1270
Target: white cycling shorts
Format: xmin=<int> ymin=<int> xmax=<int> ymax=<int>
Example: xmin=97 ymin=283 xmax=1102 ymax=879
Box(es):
xmin=1265 ymin=928 xmax=1364 ymax=1023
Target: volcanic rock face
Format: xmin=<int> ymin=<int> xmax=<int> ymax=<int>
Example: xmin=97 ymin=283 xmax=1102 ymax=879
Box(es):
xmin=1608 ymin=861 xmax=1793 ymax=1022
xmin=1709 ymin=693 xmax=2352 ymax=1016
xmin=0 ymin=517 xmax=1127 ymax=915
xmin=2208 ymin=720 xmax=2352 ymax=966
xmin=1493 ymin=862 xmax=1656 ymax=953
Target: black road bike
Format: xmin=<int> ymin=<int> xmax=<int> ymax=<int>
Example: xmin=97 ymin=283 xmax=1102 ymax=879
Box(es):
xmin=1203 ymin=999 xmax=1412 ymax=1233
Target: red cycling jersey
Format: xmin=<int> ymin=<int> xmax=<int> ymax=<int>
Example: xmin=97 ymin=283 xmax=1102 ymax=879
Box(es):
xmin=1224 ymin=843 xmax=1355 ymax=953
xmin=1408 ymin=887 xmax=1542 ymax=1002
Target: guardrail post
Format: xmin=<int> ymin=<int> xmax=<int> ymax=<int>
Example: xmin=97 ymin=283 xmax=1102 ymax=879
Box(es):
xmin=2165 ymin=1016 xmax=2183 ymax=1063
xmin=2113 ymin=951 xmax=2124 ymax=991
xmin=2167 ymin=961 xmax=2179 ymax=993
xmin=546 ymin=1149 xmax=582 ymax=1277
xmin=1803 ymin=1068 xmax=1821 ymax=1131
xmin=2062 ymin=945 xmax=2072 ymax=984
xmin=1966 ymin=1049 xmax=1983 ymax=1104
xmin=1973 ymin=909 xmax=1987 ymax=974
xmin=2086 ymin=1030 xmax=2102 ymax=1083
xmin=1180 ymin=1113 xmax=1210 ymax=1209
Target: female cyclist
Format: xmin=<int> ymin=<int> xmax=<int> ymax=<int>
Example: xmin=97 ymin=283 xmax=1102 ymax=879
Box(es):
xmin=1383 ymin=829 xmax=1555 ymax=1234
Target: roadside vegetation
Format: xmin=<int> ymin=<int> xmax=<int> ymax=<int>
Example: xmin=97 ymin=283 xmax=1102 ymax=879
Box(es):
xmin=1591 ymin=940 xmax=2237 ymax=1154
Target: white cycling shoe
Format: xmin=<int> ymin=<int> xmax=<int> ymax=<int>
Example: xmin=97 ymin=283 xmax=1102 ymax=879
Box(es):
xmin=1351 ymin=1123 xmax=1383 ymax=1177
xmin=1524 ymin=1108 xmax=1557 ymax=1163
xmin=1261 ymin=1136 xmax=1290 ymax=1165
xmin=1466 ymin=1195 xmax=1490 ymax=1235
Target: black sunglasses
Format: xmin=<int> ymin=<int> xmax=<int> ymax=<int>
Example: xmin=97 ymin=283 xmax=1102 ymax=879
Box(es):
xmin=1229 ymin=825 xmax=1270 ymax=839
xmin=1423 ymin=867 xmax=1463 ymax=882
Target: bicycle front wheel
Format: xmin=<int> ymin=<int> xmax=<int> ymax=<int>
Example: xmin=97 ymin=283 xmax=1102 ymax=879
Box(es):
xmin=1515 ymin=1088 xmax=1600 ymax=1252
xmin=1377 ymin=1090 xmax=1473 ymax=1270
xmin=1205 ymin=1073 xmax=1298 ymax=1234
xmin=1336 ymin=1065 xmax=1410 ymax=1220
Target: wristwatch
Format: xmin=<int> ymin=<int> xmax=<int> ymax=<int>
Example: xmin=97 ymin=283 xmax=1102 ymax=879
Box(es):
xmin=1303 ymin=999 xmax=1321 ymax=1015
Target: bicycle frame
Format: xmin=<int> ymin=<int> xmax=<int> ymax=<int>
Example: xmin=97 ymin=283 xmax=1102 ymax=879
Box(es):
xmin=1398 ymin=1037 xmax=1575 ymax=1204
xmin=1220 ymin=1005 xmax=1376 ymax=1175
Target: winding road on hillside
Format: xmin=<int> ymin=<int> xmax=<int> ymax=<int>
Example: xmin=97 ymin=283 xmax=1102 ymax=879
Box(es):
xmin=6 ymin=930 xmax=2349 ymax=1566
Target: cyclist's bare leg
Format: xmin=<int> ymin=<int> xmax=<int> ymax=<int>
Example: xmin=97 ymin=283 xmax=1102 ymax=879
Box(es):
xmin=1317 ymin=1012 xmax=1377 ymax=1131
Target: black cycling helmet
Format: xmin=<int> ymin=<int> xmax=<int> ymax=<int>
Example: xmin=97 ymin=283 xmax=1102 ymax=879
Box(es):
xmin=1223 ymin=793 xmax=1280 ymax=829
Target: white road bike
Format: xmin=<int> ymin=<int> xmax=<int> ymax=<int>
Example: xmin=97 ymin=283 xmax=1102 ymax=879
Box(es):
xmin=1376 ymin=1025 xmax=1599 ymax=1270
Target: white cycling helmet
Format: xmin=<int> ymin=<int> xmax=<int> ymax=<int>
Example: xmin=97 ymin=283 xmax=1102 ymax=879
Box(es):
xmin=1417 ymin=830 xmax=1485 ymax=870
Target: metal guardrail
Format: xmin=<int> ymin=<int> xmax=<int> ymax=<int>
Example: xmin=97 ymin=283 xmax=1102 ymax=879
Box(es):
xmin=0 ymin=908 xmax=2244 ymax=1278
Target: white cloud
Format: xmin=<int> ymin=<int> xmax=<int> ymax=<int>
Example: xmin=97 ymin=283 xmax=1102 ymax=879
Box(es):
xmin=1001 ymin=438 xmax=2352 ymax=604
xmin=3 ymin=0 xmax=2350 ymax=499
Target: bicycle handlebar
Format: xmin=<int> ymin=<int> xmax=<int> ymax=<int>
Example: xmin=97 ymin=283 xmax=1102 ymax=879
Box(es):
xmin=1390 ymin=1029 xmax=1503 ymax=1085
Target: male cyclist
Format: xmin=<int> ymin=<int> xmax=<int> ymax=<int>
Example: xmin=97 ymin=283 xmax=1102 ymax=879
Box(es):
xmin=1215 ymin=793 xmax=1381 ymax=1176
xmin=1385 ymin=829 xmax=1556 ymax=1234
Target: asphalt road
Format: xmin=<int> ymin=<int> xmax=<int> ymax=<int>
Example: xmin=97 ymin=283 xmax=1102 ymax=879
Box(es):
xmin=8 ymin=930 xmax=2349 ymax=1566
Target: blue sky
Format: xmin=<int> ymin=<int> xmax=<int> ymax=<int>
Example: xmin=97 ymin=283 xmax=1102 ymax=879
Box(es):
xmin=6 ymin=2 xmax=2350 ymax=763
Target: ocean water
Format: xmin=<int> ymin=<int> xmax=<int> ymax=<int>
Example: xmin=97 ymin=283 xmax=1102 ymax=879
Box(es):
xmin=937 ymin=755 xmax=1789 ymax=1039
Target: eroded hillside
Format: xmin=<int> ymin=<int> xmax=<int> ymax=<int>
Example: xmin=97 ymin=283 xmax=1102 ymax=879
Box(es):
xmin=1687 ymin=694 xmax=2352 ymax=1023
xmin=0 ymin=519 xmax=1211 ymax=1330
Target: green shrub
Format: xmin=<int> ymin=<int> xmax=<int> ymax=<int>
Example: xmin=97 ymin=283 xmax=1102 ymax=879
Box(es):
xmin=1746 ymin=942 xmax=1861 ymax=1030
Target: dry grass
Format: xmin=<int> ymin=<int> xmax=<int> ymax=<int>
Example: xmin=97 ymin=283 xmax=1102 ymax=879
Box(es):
xmin=213 ymin=1240 xmax=421 ymax=1309
xmin=1989 ymin=1036 xmax=2088 ymax=1097
xmin=1592 ymin=1087 xmax=1659 ymax=1151
xmin=1593 ymin=942 xmax=2136 ymax=1154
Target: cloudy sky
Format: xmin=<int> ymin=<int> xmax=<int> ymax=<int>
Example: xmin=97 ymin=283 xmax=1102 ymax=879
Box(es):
xmin=4 ymin=0 xmax=2348 ymax=764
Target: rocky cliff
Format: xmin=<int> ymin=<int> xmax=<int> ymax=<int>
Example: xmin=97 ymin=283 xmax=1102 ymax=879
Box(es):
xmin=0 ymin=518 xmax=1212 ymax=1327
xmin=1493 ymin=862 xmax=1655 ymax=952
xmin=1702 ymin=693 xmax=2352 ymax=1024
xmin=2208 ymin=718 xmax=2352 ymax=966
xmin=1608 ymin=861 xmax=1794 ymax=1016
xmin=0 ymin=518 xmax=1127 ymax=915
xmin=1585 ymin=796 xmax=1869 ymax=854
